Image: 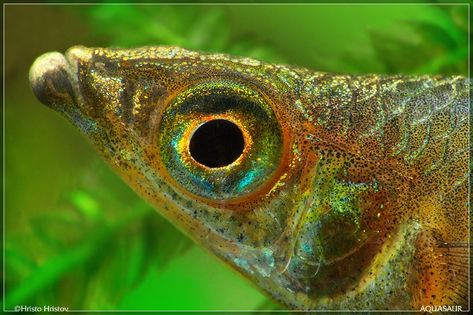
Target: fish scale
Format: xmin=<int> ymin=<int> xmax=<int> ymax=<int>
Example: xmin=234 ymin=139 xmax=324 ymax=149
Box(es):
xmin=29 ymin=46 xmax=470 ymax=310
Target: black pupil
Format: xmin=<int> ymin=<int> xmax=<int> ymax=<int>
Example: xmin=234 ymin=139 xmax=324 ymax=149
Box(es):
xmin=189 ymin=119 xmax=245 ymax=168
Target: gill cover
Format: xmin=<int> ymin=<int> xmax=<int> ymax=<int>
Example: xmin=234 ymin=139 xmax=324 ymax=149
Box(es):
xmin=29 ymin=46 xmax=469 ymax=310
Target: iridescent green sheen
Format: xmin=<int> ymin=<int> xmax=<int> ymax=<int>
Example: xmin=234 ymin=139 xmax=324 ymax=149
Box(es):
xmin=158 ymin=80 xmax=282 ymax=200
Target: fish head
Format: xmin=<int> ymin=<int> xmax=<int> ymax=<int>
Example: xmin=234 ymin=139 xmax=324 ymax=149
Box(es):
xmin=29 ymin=45 xmax=307 ymax=254
xmin=29 ymin=45 xmax=296 ymax=237
xmin=30 ymin=46 xmax=467 ymax=310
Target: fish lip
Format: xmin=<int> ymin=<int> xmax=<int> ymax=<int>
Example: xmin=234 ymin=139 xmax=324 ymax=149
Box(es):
xmin=29 ymin=51 xmax=75 ymax=110
xmin=29 ymin=46 xmax=99 ymax=135
xmin=29 ymin=46 xmax=92 ymax=114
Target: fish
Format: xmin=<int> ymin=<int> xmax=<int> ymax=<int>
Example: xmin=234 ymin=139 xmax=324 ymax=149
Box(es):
xmin=29 ymin=46 xmax=470 ymax=310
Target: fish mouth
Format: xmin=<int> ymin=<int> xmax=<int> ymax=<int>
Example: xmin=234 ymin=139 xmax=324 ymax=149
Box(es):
xmin=29 ymin=51 xmax=75 ymax=111
xmin=29 ymin=47 xmax=100 ymax=135
xmin=29 ymin=46 xmax=91 ymax=114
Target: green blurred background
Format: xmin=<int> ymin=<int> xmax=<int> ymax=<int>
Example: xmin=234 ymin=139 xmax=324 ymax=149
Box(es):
xmin=3 ymin=3 xmax=469 ymax=311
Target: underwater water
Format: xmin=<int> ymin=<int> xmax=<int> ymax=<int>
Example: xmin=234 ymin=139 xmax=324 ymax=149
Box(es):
xmin=3 ymin=3 xmax=469 ymax=311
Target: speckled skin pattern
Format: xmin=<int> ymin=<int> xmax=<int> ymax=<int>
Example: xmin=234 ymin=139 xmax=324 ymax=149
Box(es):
xmin=29 ymin=46 xmax=470 ymax=310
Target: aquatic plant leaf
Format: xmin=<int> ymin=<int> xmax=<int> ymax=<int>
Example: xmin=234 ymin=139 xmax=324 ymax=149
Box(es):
xmin=68 ymin=190 xmax=103 ymax=221
xmin=188 ymin=8 xmax=229 ymax=51
xmin=369 ymin=15 xmax=467 ymax=75
xmin=29 ymin=211 xmax=84 ymax=250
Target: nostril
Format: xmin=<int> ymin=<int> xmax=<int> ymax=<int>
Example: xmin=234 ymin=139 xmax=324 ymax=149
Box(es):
xmin=29 ymin=52 xmax=75 ymax=110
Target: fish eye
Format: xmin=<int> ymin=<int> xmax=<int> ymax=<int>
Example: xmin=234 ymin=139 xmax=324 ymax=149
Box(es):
xmin=157 ymin=80 xmax=285 ymax=203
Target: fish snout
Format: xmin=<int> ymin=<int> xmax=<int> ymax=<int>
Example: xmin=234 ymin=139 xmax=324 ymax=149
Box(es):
xmin=29 ymin=46 xmax=93 ymax=114
xmin=29 ymin=51 xmax=76 ymax=112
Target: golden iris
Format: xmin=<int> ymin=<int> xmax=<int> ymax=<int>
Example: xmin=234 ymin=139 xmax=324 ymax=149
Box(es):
xmin=158 ymin=80 xmax=283 ymax=201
